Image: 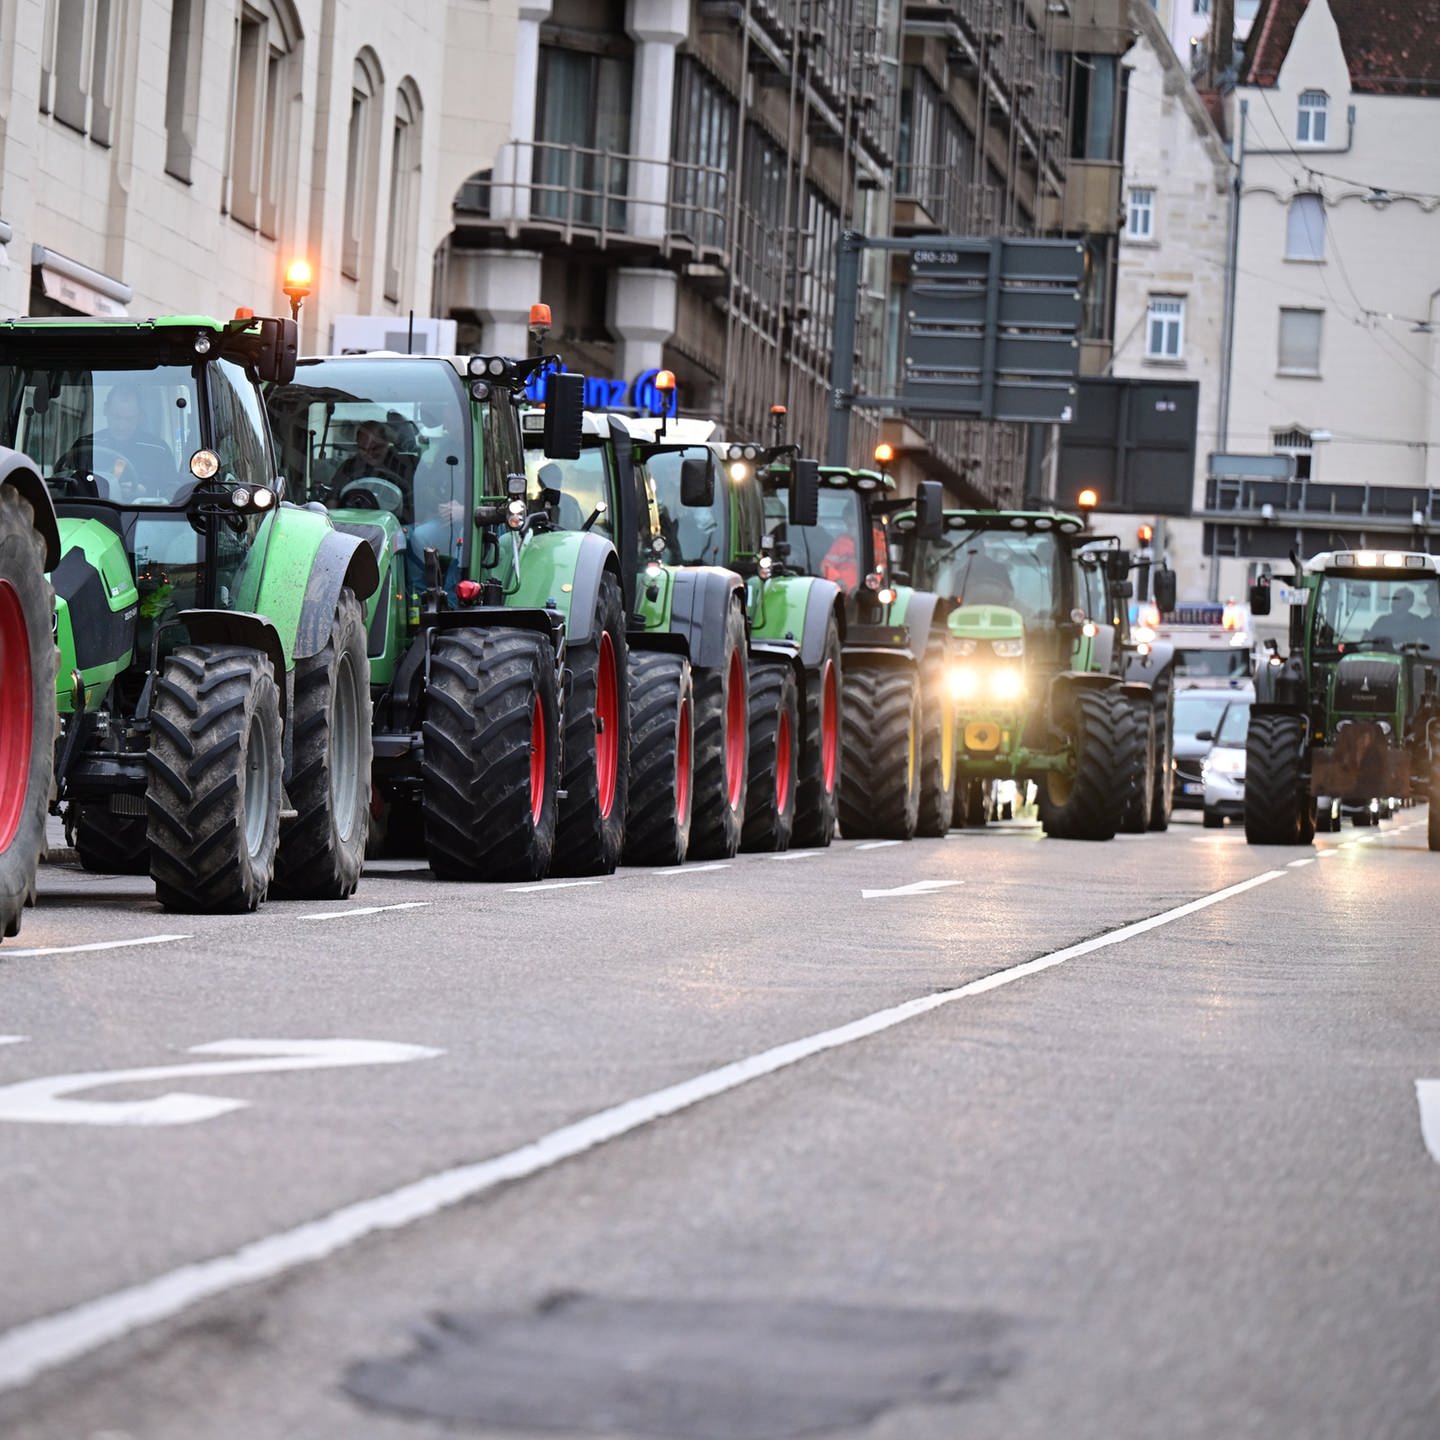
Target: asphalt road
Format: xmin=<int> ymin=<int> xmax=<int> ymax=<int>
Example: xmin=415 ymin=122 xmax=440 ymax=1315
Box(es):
xmin=2 ymin=808 xmax=1438 ymax=1439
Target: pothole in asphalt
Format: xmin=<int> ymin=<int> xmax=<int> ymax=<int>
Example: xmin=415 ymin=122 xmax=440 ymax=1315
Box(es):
xmin=343 ymin=1292 xmax=1020 ymax=1438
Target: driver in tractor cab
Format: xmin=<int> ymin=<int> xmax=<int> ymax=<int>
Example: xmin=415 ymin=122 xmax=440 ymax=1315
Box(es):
xmin=960 ymin=552 xmax=1014 ymax=606
xmin=1364 ymin=586 xmax=1440 ymax=653
xmin=80 ymin=383 xmax=178 ymax=500
xmin=820 ymin=527 xmax=858 ymax=590
xmin=331 ymin=419 xmax=407 ymax=498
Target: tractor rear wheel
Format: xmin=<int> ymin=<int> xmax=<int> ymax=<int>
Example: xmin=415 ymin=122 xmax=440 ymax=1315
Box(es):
xmin=1149 ymin=683 xmax=1174 ymax=832
xmin=742 ymin=662 xmax=799 ymax=852
xmin=792 ymin=614 xmax=841 ymax=848
xmin=839 ymin=662 xmax=922 ymax=840
xmin=554 ymin=573 xmax=629 ymax=876
xmin=272 ymin=589 xmax=371 ymax=899
xmin=689 ymin=601 xmax=749 ymax=860
xmin=1244 ymin=712 xmax=1313 ymax=845
xmin=74 ymin=803 xmax=149 ymax=874
xmin=1121 ymin=703 xmax=1156 ymax=834
xmin=0 ymin=484 xmax=58 ymax=940
xmin=1037 ymin=687 xmax=1138 ymax=841
xmin=422 ymin=629 xmax=559 ymax=882
xmin=623 ymin=652 xmax=693 ymax=866
xmin=915 ymin=644 xmax=956 ymax=837
xmin=147 ymin=646 xmax=283 ymax=912
xmin=1429 ymin=761 xmax=1440 ymax=852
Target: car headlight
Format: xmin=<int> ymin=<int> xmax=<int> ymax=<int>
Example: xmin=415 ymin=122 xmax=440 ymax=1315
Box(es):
xmin=1202 ymin=749 xmax=1246 ymax=777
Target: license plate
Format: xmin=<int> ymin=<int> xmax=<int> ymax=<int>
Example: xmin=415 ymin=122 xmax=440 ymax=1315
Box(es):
xmin=1182 ymin=782 xmax=1203 ymax=795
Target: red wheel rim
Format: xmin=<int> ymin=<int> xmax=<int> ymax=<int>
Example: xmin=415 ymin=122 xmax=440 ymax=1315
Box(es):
xmin=775 ymin=704 xmax=793 ymax=815
xmin=0 ymin=580 xmax=33 ymax=852
xmin=724 ymin=651 xmax=746 ymax=812
xmin=595 ymin=633 xmax=619 ymax=819
xmin=820 ymin=659 xmax=839 ymax=794
xmin=529 ymin=695 xmax=546 ymax=826
xmin=675 ymin=695 xmax=692 ymax=826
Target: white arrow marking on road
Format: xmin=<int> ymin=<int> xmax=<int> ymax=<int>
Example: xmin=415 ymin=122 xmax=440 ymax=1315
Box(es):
xmin=1416 ymin=1080 xmax=1440 ymax=1163
xmin=0 ymin=1039 xmax=443 ymax=1127
xmin=855 ymin=840 xmax=902 ymax=850
xmin=301 ymin=902 xmax=431 ymax=920
xmin=861 ymin=880 xmax=963 ymax=900
xmin=655 ymin=862 xmax=731 ymax=876
xmin=507 ymin=880 xmax=606 ymax=893
xmin=1 ymin=934 xmax=191 ymax=958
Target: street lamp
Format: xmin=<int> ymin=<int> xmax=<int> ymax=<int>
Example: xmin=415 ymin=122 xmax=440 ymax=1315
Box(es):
xmin=282 ymin=258 xmax=312 ymax=321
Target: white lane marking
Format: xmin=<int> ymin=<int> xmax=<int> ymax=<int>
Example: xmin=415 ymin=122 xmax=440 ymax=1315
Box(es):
xmin=654 ymin=862 xmax=731 ymax=876
xmin=1 ymin=935 xmax=191 ymax=959
xmin=0 ymin=867 xmax=1286 ymax=1394
xmin=855 ymin=840 xmax=902 ymax=850
xmin=1416 ymin=1081 xmax=1440 ymax=1163
xmin=0 ymin=1039 xmax=442 ymax=1127
xmin=506 ymin=880 xmax=605 ymax=894
xmin=300 ymin=902 xmax=431 ymax=921
xmin=768 ymin=851 xmax=821 ymax=862
xmin=1189 ymin=835 xmax=1245 ymax=844
xmin=1316 ymin=850 xmax=1338 ymax=859
xmin=861 ymin=880 xmax=963 ymax=900
xmin=1286 ymin=858 xmax=1315 ymax=868
xmin=0 ymin=1037 xmax=27 ymax=1047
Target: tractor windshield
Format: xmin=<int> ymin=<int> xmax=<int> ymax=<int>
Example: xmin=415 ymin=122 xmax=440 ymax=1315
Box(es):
xmin=1313 ymin=574 xmax=1440 ymax=657
xmin=524 ymin=440 xmax=614 ymax=541
xmin=915 ymin=529 xmax=1064 ymax=626
xmin=764 ymin=487 xmax=865 ymax=589
xmin=646 ymin=446 xmax=726 ymax=566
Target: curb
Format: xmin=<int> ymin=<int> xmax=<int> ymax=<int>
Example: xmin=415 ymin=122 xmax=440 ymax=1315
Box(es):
xmin=41 ymin=847 xmax=80 ymax=867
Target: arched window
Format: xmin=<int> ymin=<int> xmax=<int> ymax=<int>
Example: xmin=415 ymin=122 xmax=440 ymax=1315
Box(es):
xmin=343 ymin=50 xmax=384 ymax=281
xmin=225 ymin=0 xmax=302 ymax=238
xmin=1297 ymin=90 xmax=1328 ymax=145
xmin=40 ymin=0 xmax=117 ymax=145
xmin=384 ymin=81 xmax=422 ymax=303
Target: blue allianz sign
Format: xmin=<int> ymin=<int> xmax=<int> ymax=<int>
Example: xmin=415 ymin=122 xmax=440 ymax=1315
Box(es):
xmin=524 ymin=363 xmax=678 ymax=418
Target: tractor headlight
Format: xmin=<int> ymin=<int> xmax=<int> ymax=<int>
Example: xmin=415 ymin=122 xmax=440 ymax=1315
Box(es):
xmin=989 ymin=668 xmax=1025 ymax=703
xmin=952 ymin=637 xmax=978 ymax=656
xmin=506 ymin=499 xmax=527 ymax=529
xmin=947 ymin=666 xmax=981 ymax=700
xmin=190 ymin=449 xmax=221 ymax=480
xmin=991 ymin=637 xmax=1024 ymax=658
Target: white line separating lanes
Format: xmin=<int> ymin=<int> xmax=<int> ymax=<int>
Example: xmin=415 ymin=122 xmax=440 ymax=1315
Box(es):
xmin=300 ymin=903 xmax=431 ymax=920
xmin=0 ymin=935 xmax=192 ymax=959
xmin=855 ymin=840 xmax=902 ymax=851
xmin=0 ymin=866 xmax=1287 ymax=1396
xmin=506 ymin=880 xmax=606 ymax=894
xmin=654 ymin=862 xmax=731 ymax=876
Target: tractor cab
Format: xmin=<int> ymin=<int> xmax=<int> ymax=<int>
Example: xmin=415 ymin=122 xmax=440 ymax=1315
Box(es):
xmin=762 ymin=466 xmax=891 ymax=607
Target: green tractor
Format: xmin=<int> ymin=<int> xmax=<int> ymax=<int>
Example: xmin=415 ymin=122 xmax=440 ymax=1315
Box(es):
xmin=0 ymin=315 xmax=379 ymax=911
xmin=895 ymin=508 xmax=1177 ymax=840
xmin=265 ymin=352 xmax=626 ymax=881
xmin=0 ymin=450 xmax=60 ymax=939
xmin=1245 ymin=549 xmax=1440 ymax=848
xmin=524 ymin=409 xmax=841 ymax=857
xmin=760 ymin=463 xmax=954 ymax=840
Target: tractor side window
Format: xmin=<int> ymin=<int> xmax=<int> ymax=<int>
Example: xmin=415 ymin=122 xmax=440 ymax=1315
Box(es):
xmin=733 ymin=470 xmax=766 ymax=561
xmin=482 ymin=396 xmax=526 ymax=499
xmin=210 ymin=359 xmax=273 ymax=489
xmin=524 ymin=445 xmax=612 ymax=538
xmin=648 ymin=447 xmax=725 ymax=566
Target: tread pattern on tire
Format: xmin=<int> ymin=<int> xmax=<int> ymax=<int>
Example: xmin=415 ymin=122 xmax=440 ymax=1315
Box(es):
xmin=1037 ymin=686 xmax=1139 ymax=841
xmin=741 ymin=661 xmax=799 ymax=853
xmin=421 ymin=628 xmax=559 ymax=882
xmin=792 ymin=616 xmax=841 ymax=848
xmin=915 ymin=642 xmax=955 ymax=838
xmin=272 ymin=588 xmax=371 ymax=899
xmin=1149 ymin=681 xmax=1174 ymax=832
xmin=1243 ymin=711 xmax=1312 ymax=846
xmin=1121 ymin=701 xmax=1156 ymax=834
xmin=554 ymin=572 xmax=629 ymax=876
xmin=623 ymin=651 xmax=693 ymax=866
xmin=146 ymin=646 xmax=282 ymax=913
xmin=689 ymin=601 xmax=748 ymax=860
xmin=74 ymin=805 xmax=149 ymax=874
xmin=839 ymin=662 xmax=921 ymax=840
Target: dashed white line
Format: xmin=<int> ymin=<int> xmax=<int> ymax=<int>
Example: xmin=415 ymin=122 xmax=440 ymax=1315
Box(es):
xmin=654 ymin=862 xmax=731 ymax=876
xmin=855 ymin=840 xmax=902 ymax=850
xmin=0 ymin=1037 xmax=27 ymax=1047
xmin=0 ymin=866 xmax=1287 ymax=1396
xmin=861 ymin=879 xmax=963 ymax=900
xmin=0 ymin=935 xmax=192 ymax=959
xmin=768 ymin=850 xmax=821 ymax=862
xmin=506 ymin=880 xmax=606 ymax=893
xmin=1286 ymin=858 xmax=1315 ymax=868
xmin=300 ymin=902 xmax=432 ymax=920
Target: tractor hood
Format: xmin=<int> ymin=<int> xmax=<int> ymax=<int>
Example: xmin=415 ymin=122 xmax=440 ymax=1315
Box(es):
xmin=1330 ymin=653 xmax=1404 ymax=720
xmin=948 ymin=603 xmax=1024 ymax=647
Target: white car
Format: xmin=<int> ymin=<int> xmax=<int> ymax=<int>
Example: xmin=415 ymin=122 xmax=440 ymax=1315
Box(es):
xmin=1201 ymin=698 xmax=1250 ymax=827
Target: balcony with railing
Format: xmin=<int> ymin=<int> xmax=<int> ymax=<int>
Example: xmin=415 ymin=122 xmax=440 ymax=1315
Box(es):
xmin=893 ymin=160 xmax=1010 ymax=235
xmin=1203 ymin=477 xmax=1440 ymax=534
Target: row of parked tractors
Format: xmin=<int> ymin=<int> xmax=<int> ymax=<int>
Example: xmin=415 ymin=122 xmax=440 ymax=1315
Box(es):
xmin=24 ymin=310 xmax=1429 ymax=945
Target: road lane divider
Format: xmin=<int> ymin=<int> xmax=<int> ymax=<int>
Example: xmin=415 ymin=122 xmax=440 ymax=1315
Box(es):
xmin=506 ymin=881 xmax=606 ymax=894
xmin=0 ymin=866 xmax=1286 ymax=1396
xmin=0 ymin=935 xmax=192 ymax=959
xmin=300 ymin=903 xmax=431 ymax=921
xmin=654 ymin=862 xmax=731 ymax=876
xmin=861 ymin=880 xmax=963 ymax=900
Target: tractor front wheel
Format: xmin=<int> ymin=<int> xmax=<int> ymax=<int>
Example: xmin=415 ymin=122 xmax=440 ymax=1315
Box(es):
xmin=689 ymin=601 xmax=749 ymax=860
xmin=915 ymin=643 xmax=956 ymax=837
xmin=742 ymin=662 xmax=799 ymax=853
xmin=839 ymin=662 xmax=922 ymax=840
xmin=792 ymin=615 xmax=842 ymax=848
xmin=1149 ymin=683 xmax=1175 ymax=832
xmin=147 ymin=646 xmax=283 ymax=912
xmin=422 ymin=629 xmax=560 ymax=882
xmin=1244 ymin=712 xmax=1313 ymax=846
xmin=1036 ymin=687 xmax=1139 ymax=841
xmin=1120 ymin=702 xmax=1156 ymax=834
xmin=1428 ymin=761 xmax=1440 ymax=852
xmin=623 ymin=652 xmax=694 ymax=866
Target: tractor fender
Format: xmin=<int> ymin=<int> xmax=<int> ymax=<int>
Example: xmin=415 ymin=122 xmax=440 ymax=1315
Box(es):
xmin=1122 ymin=637 xmax=1176 ymax=687
xmin=178 ymin=609 xmax=289 ymax=719
xmin=295 ymin=529 xmax=381 ymax=660
xmin=898 ymin=588 xmax=944 ymax=656
xmin=628 ymin=628 xmax=690 ymax=657
xmin=1254 ymin=650 xmax=1305 ymax=708
xmin=750 ymin=638 xmax=804 ymax=681
xmin=1048 ymin=669 xmax=1120 ymax=729
xmin=798 ymin=579 xmax=846 ymax=669
xmin=556 ymin=531 xmax=622 ymax=648
xmin=0 ymin=448 xmax=60 ymax=569
xmin=669 ymin=566 xmax=746 ymax=668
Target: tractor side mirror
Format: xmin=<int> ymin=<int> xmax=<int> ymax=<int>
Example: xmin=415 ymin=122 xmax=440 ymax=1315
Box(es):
xmin=1153 ymin=567 xmax=1177 ymax=613
xmin=1104 ymin=548 xmax=1132 ymax=583
xmin=254 ymin=317 xmax=299 ymax=385
xmin=915 ymin=480 xmax=944 ymax=541
xmin=542 ymin=371 xmax=584 ymax=461
xmin=680 ymin=455 xmax=714 ymax=508
xmin=1249 ymin=577 xmax=1272 ymax=617
xmin=789 ymin=457 xmax=820 ymax=527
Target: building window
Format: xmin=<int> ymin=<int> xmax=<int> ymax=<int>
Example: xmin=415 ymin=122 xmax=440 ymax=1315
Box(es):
xmin=1069 ymin=54 xmax=1123 ymax=161
xmin=1297 ymin=90 xmax=1328 ymax=145
xmin=534 ymin=40 xmax=632 ymax=229
xmin=1273 ymin=428 xmax=1314 ymax=480
xmin=165 ymin=0 xmax=205 ymax=182
xmin=342 ymin=51 xmax=383 ymax=280
xmin=226 ymin=1 xmax=300 ymax=238
xmin=670 ymin=59 xmax=734 ymax=251
xmin=40 ymin=0 xmax=116 ymax=144
xmin=383 ymin=82 xmax=422 ymax=304
xmin=1285 ymin=193 xmax=1325 ymax=260
xmin=1126 ymin=186 xmax=1155 ymax=240
xmin=897 ymin=67 xmax=939 ymax=199
xmin=1146 ymin=296 xmax=1185 ymax=360
xmin=1278 ymin=308 xmax=1323 ymax=374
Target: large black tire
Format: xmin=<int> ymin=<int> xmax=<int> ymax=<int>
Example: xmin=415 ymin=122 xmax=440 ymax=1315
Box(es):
xmin=792 ymin=614 xmax=841 ymax=848
xmin=689 ymin=601 xmax=749 ymax=860
xmin=366 ymin=793 xmax=425 ymax=859
xmin=839 ymin=662 xmax=922 ymax=840
xmin=742 ymin=662 xmax=799 ymax=853
xmin=963 ymin=777 xmax=989 ymax=827
xmin=0 ymin=484 xmax=58 ymax=940
xmin=421 ymin=629 xmax=560 ymax=882
xmin=1149 ymin=682 xmax=1175 ymax=832
xmin=915 ymin=645 xmax=956 ymax=838
xmin=1036 ymin=686 xmax=1139 ymax=841
xmin=147 ymin=646 xmax=283 ymax=912
xmin=73 ymin=803 xmax=149 ymax=874
xmin=1429 ymin=760 xmax=1440 ymax=852
xmin=1244 ymin=712 xmax=1313 ymax=846
xmin=554 ymin=572 xmax=629 ymax=876
xmin=1120 ymin=702 xmax=1156 ymax=834
xmin=623 ymin=651 xmax=693 ymax=866
xmin=272 ymin=589 xmax=371 ymax=899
